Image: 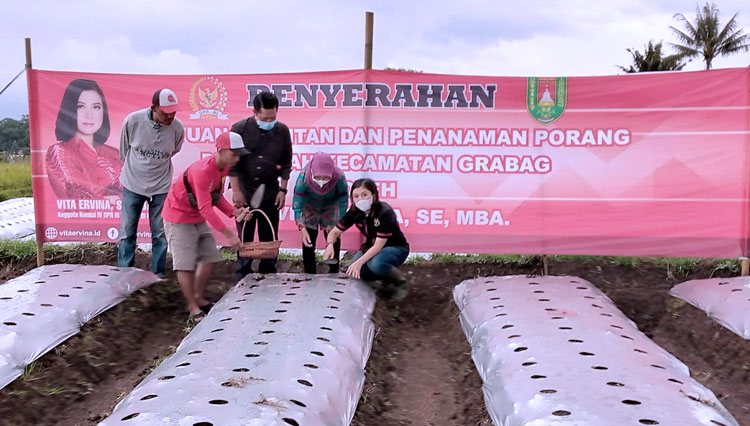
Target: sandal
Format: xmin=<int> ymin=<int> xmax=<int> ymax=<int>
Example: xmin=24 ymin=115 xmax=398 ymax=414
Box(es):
xmin=188 ymin=311 xmax=206 ymax=323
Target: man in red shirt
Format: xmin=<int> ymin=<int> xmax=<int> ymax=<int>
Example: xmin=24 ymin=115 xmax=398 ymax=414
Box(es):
xmin=162 ymin=131 xmax=249 ymax=322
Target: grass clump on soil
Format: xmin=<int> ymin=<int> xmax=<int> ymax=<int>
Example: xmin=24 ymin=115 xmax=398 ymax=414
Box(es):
xmin=0 ymin=239 xmax=37 ymax=260
xmin=0 ymin=160 xmax=32 ymax=201
xmin=219 ymin=248 xmax=238 ymax=261
xmin=422 ymin=253 xmax=535 ymax=264
xmin=21 ymin=362 xmax=39 ymax=382
xmin=549 ymin=254 xmax=603 ymax=263
xmin=653 ymin=257 xmax=703 ymax=275
xmin=0 ymin=241 xmax=116 ymax=263
xmin=709 ymin=258 xmax=741 ymax=275
xmin=278 ymin=251 xmax=303 ymax=261
xmin=418 ymin=253 xmax=741 ymax=278
xmin=45 ymin=243 xmax=115 ymax=262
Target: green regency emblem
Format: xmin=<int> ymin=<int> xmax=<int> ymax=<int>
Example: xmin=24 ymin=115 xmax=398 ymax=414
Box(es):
xmin=527 ymin=77 xmax=567 ymax=124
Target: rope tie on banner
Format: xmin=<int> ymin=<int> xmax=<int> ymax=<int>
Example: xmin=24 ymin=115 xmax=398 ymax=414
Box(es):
xmin=0 ymin=68 xmax=26 ymax=97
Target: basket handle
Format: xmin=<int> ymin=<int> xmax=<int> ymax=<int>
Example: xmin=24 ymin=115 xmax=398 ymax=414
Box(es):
xmin=240 ymin=209 xmax=278 ymax=244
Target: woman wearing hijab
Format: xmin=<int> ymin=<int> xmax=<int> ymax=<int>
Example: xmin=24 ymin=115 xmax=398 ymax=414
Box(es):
xmin=292 ymin=152 xmax=348 ymax=274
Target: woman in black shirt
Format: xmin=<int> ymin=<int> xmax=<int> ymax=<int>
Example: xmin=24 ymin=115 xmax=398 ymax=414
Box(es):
xmin=323 ymin=178 xmax=410 ymax=300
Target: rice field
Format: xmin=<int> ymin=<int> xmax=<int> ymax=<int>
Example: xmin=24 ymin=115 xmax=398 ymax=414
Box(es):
xmin=0 ymin=159 xmax=31 ymax=201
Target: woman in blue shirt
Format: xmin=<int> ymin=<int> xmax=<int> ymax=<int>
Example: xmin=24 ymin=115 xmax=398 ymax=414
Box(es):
xmin=292 ymin=152 xmax=348 ymax=273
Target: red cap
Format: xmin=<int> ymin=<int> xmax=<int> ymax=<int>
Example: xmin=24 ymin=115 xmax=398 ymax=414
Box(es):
xmin=152 ymin=88 xmax=180 ymax=114
xmin=216 ymin=131 xmax=249 ymax=155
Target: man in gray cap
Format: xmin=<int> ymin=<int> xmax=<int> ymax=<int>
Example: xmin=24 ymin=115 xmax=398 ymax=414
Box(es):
xmin=118 ymin=88 xmax=185 ymax=278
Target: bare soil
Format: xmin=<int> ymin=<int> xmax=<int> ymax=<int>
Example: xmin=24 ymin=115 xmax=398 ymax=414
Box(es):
xmin=0 ymin=246 xmax=748 ymax=426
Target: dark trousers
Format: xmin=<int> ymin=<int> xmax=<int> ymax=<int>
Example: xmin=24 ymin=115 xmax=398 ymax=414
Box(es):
xmin=236 ymin=198 xmax=279 ymax=277
xmin=351 ymin=246 xmax=409 ymax=281
xmin=303 ymin=226 xmax=340 ymax=274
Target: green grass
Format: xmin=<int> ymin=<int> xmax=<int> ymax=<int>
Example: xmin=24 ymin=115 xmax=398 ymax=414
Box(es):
xmin=219 ymin=248 xmax=238 ymax=261
xmin=404 ymin=254 xmax=429 ymax=264
xmin=278 ymin=251 xmax=303 ymax=261
xmin=0 ymin=239 xmax=37 ymax=260
xmin=0 ymin=236 xmax=742 ymax=279
xmin=0 ymin=160 xmax=32 ymax=201
xmin=710 ymin=258 xmax=741 ymax=275
xmin=551 ymin=254 xmax=606 ymax=263
xmin=21 ymin=362 xmax=39 ymax=382
xmin=653 ymin=257 xmax=703 ymax=275
xmin=0 ymin=240 xmax=116 ymax=263
xmin=609 ymin=256 xmax=643 ymax=267
xmin=36 ymin=386 xmax=65 ymax=396
xmin=424 ymin=253 xmax=535 ymax=264
xmin=405 ymin=253 xmax=742 ymax=277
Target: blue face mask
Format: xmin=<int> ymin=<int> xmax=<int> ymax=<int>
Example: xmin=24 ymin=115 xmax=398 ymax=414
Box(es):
xmin=257 ymin=120 xmax=276 ymax=131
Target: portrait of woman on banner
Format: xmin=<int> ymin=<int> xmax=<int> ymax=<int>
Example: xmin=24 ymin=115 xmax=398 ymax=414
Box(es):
xmin=46 ymin=78 xmax=122 ymax=199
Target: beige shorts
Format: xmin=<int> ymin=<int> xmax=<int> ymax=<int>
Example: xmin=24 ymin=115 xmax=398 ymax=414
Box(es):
xmin=164 ymin=221 xmax=221 ymax=271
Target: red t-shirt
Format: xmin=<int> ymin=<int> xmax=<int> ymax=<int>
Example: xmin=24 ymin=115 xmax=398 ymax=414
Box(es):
xmin=162 ymin=155 xmax=234 ymax=231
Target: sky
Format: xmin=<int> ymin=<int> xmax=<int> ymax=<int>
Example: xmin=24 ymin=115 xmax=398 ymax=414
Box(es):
xmin=1 ymin=0 xmax=749 ymax=119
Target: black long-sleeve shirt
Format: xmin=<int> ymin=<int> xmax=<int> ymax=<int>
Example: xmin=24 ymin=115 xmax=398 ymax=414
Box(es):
xmin=337 ymin=202 xmax=409 ymax=251
xmin=229 ymin=117 xmax=293 ymax=201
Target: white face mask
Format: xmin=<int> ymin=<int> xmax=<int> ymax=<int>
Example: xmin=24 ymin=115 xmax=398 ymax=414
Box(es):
xmin=355 ymin=198 xmax=373 ymax=212
xmin=312 ymin=178 xmax=330 ymax=187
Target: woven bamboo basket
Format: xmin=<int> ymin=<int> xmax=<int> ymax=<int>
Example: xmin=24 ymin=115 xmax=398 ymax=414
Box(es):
xmin=238 ymin=209 xmax=282 ymax=259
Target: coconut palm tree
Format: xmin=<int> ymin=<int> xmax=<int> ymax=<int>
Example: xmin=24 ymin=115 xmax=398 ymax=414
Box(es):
xmin=618 ymin=40 xmax=687 ymax=73
xmin=670 ymin=2 xmax=750 ymax=70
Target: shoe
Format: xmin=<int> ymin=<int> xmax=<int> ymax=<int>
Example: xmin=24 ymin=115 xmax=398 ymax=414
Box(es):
xmin=382 ymin=267 xmax=409 ymax=301
xmin=188 ymin=311 xmax=206 ymax=323
xmin=200 ymin=302 xmax=216 ymax=313
xmin=391 ymin=281 xmax=409 ymax=301
xmin=376 ymin=281 xmax=395 ymax=298
xmin=156 ymin=272 xmax=168 ymax=280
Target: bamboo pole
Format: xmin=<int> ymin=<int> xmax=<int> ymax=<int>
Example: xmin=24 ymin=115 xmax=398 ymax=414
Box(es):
xmin=741 ymin=258 xmax=749 ymax=276
xmin=26 ymin=38 xmax=44 ymax=267
xmin=364 ymin=12 xmax=374 ymax=69
xmin=25 ymin=38 xmax=32 ymax=69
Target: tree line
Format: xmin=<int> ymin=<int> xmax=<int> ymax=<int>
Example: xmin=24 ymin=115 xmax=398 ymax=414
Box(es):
xmin=619 ymin=2 xmax=750 ymax=72
xmin=0 ymin=115 xmax=29 ymax=157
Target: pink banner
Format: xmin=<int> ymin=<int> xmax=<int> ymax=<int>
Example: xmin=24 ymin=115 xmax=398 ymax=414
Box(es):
xmin=28 ymin=68 xmax=750 ymax=257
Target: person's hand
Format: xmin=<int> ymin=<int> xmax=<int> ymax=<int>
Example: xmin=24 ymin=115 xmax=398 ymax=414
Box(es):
xmin=233 ymin=207 xmax=251 ymax=222
xmin=233 ymin=191 xmax=247 ymax=208
xmin=301 ymin=227 xmax=312 ymax=247
xmin=275 ymin=191 xmax=286 ymax=209
xmin=221 ymin=228 xmax=241 ymax=250
xmin=226 ymin=233 xmax=241 ymax=251
xmin=346 ymin=260 xmax=363 ymax=279
xmin=323 ymin=243 xmax=335 ymax=260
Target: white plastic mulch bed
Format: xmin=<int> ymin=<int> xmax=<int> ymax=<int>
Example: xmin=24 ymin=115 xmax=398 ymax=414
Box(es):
xmin=0 ymin=264 xmax=160 ymax=390
xmin=100 ymin=273 xmax=376 ymax=426
xmin=453 ymin=275 xmax=739 ymax=426
xmin=0 ymin=197 xmax=34 ymax=240
xmin=670 ymin=277 xmax=750 ymax=339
